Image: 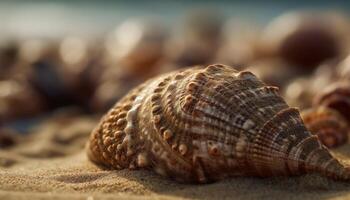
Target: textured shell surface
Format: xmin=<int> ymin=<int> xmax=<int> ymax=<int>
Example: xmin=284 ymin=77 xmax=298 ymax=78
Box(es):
xmin=301 ymin=107 xmax=348 ymax=148
xmin=88 ymin=64 xmax=350 ymax=183
xmin=313 ymin=81 xmax=350 ymax=122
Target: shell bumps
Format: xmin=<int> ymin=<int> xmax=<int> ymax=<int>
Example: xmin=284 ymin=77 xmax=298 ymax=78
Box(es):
xmin=87 ymin=64 xmax=350 ymax=183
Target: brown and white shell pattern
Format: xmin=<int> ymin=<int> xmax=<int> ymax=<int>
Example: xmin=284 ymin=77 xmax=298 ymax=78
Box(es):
xmin=87 ymin=64 xmax=350 ymax=183
xmin=313 ymin=81 xmax=350 ymax=122
xmin=301 ymin=106 xmax=349 ymax=148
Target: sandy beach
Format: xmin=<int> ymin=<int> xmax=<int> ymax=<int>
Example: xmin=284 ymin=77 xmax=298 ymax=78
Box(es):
xmin=0 ymin=114 xmax=350 ymax=200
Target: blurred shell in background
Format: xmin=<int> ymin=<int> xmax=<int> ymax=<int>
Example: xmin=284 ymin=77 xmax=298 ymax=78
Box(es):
xmin=0 ymin=80 xmax=46 ymax=122
xmin=246 ymin=58 xmax=305 ymax=89
xmin=90 ymin=70 xmax=141 ymax=112
xmin=0 ymin=128 xmax=20 ymax=149
xmin=0 ymin=40 xmax=19 ymax=80
xmin=336 ymin=54 xmax=350 ymax=79
xmin=284 ymin=60 xmax=340 ymax=109
xmin=14 ymin=37 xmax=103 ymax=111
xmin=105 ymin=18 xmax=169 ymax=78
xmin=311 ymin=60 xmax=340 ymax=89
xmin=313 ymin=81 xmax=350 ymax=122
xmin=259 ymin=11 xmax=350 ymax=70
xmin=165 ymin=10 xmax=224 ymax=67
xmin=21 ymin=40 xmax=84 ymax=109
xmin=215 ymin=19 xmax=261 ymax=68
xmin=58 ymin=36 xmax=102 ymax=108
xmin=283 ymin=77 xmax=314 ymax=109
xmin=91 ymin=18 xmax=170 ymax=113
xmin=301 ymin=106 xmax=348 ymax=148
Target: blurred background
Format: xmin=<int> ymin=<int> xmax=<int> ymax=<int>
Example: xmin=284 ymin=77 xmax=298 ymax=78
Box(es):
xmin=2 ymin=0 xmax=350 ymax=149
xmin=2 ymin=0 xmax=349 ymax=38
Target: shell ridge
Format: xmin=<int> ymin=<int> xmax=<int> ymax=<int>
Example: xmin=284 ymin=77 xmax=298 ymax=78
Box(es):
xmin=88 ymin=65 xmax=350 ymax=183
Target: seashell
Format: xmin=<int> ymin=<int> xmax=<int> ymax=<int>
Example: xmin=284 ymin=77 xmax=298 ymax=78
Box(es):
xmin=259 ymin=11 xmax=347 ymax=69
xmin=313 ymin=81 xmax=350 ymax=122
xmin=337 ymin=55 xmax=350 ymax=80
xmin=105 ymin=18 xmax=168 ymax=76
xmin=183 ymin=9 xmax=224 ymax=44
xmin=87 ymin=64 xmax=350 ymax=183
xmin=311 ymin=60 xmax=340 ymax=91
xmin=283 ymin=77 xmax=314 ymax=109
xmin=166 ymin=10 xmax=224 ymax=67
xmin=301 ymin=107 xmax=348 ymax=148
xmin=0 ymin=79 xmax=46 ymax=122
xmin=215 ymin=19 xmax=259 ymax=68
xmin=284 ymin=61 xmax=339 ymax=110
xmin=28 ymin=59 xmax=77 ymax=109
xmin=0 ymin=40 xmax=18 ymax=79
xmin=246 ymin=58 xmax=305 ymax=89
xmin=0 ymin=128 xmax=18 ymax=149
xmin=90 ymin=76 xmax=141 ymax=112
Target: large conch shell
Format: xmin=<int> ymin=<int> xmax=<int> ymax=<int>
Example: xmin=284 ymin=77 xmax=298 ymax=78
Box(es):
xmin=87 ymin=64 xmax=350 ymax=183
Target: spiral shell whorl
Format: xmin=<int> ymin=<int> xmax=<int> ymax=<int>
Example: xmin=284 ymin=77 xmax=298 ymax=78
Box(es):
xmin=301 ymin=107 xmax=348 ymax=148
xmin=88 ymin=64 xmax=350 ymax=183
